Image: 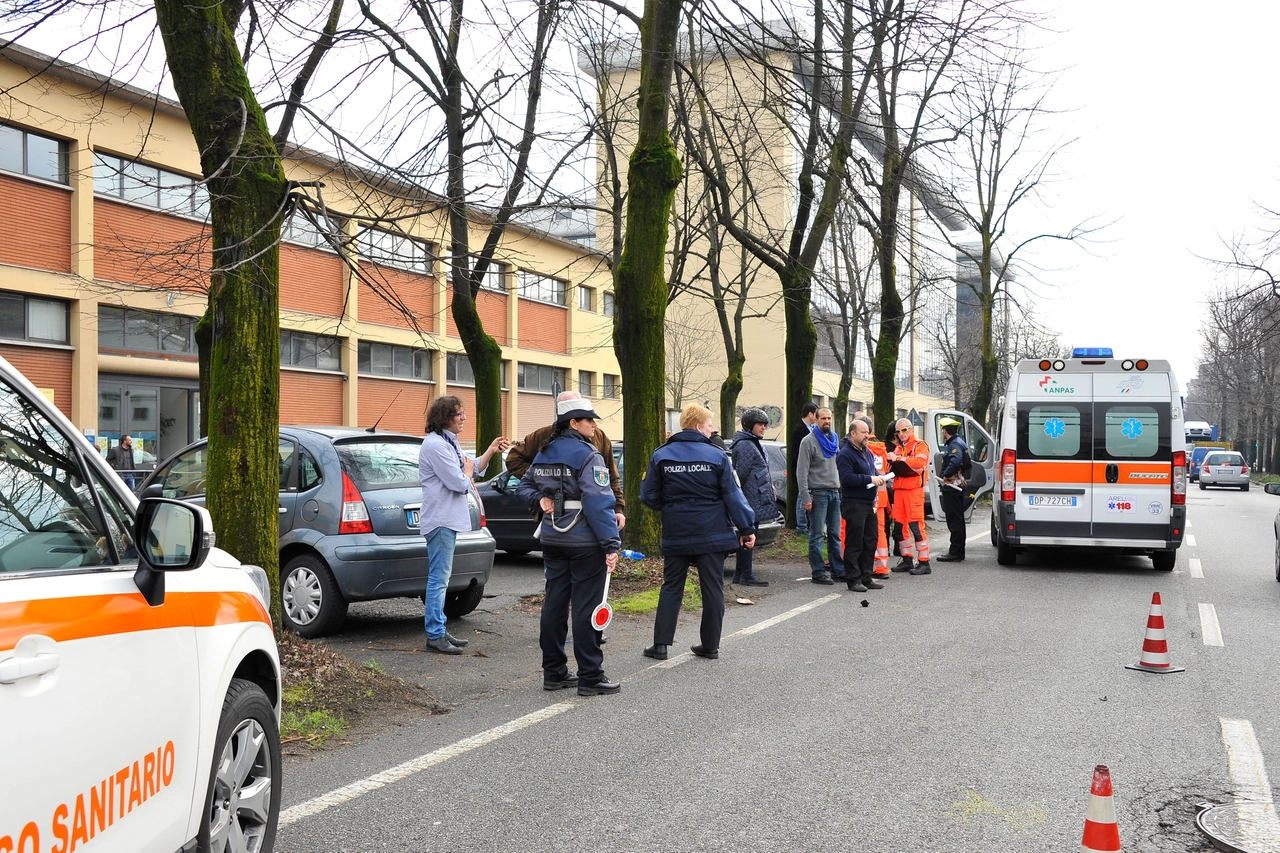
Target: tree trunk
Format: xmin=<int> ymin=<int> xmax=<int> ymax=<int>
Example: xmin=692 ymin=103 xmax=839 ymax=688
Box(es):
xmin=970 ymin=247 xmax=998 ymax=427
xmin=782 ymin=264 xmax=818 ymax=527
xmin=195 ymin=310 xmax=212 ymax=439
xmin=154 ymin=0 xmax=287 ymax=630
xmin=614 ymin=0 xmax=684 ymax=554
xmin=719 ymin=349 xmax=745 ymax=439
xmin=871 ymin=174 xmax=903 ymax=439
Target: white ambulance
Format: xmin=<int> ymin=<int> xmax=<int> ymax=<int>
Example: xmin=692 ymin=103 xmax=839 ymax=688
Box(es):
xmin=0 ymin=355 xmax=282 ymax=852
xmin=988 ymin=348 xmax=1186 ymax=569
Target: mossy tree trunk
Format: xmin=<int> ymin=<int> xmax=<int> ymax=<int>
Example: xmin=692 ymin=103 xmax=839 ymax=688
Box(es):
xmin=614 ymin=0 xmax=685 ymax=554
xmin=154 ymin=0 xmax=286 ymax=629
xmin=871 ymin=163 xmax=903 ymax=440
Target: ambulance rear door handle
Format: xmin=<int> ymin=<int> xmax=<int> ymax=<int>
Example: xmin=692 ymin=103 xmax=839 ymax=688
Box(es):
xmin=1106 ymin=464 xmax=1119 ymax=483
xmin=0 ymin=651 xmax=60 ymax=683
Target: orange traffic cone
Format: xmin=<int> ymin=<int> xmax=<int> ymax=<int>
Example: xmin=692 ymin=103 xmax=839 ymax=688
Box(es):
xmin=1125 ymin=592 xmax=1185 ymax=674
xmin=1080 ymin=764 xmax=1121 ymax=852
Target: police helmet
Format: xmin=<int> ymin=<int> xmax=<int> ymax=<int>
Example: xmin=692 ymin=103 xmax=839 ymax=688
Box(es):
xmin=741 ymin=407 xmax=770 ymax=429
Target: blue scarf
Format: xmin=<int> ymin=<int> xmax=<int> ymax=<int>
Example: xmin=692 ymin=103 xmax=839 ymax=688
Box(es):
xmin=813 ymin=425 xmax=839 ymax=458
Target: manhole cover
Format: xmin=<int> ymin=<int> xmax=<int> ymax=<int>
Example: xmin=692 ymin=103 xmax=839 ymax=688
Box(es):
xmin=1198 ymin=802 xmax=1280 ymax=852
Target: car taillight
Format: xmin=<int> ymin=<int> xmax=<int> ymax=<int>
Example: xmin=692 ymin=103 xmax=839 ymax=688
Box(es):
xmin=1202 ymin=462 xmax=1210 ymax=473
xmin=1172 ymin=450 xmax=1186 ymax=506
xmin=473 ymin=485 xmax=486 ymax=528
xmin=1242 ymin=464 xmax=1250 ymax=475
xmin=1000 ymin=448 xmax=1016 ymax=502
xmin=339 ymin=471 xmax=373 ymax=534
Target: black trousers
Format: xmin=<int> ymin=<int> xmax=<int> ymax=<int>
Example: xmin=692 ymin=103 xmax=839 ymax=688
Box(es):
xmin=540 ymin=543 xmax=608 ymax=684
xmin=940 ymin=486 xmax=966 ymax=557
xmin=840 ymin=500 xmax=879 ymax=583
xmin=653 ymin=551 xmax=726 ymax=650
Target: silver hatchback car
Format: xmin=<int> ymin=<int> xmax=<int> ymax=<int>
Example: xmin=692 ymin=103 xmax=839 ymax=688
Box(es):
xmin=1198 ymin=451 xmax=1250 ymax=491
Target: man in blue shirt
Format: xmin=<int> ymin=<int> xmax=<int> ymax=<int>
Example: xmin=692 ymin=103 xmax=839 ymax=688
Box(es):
xmin=418 ymin=395 xmax=506 ymax=654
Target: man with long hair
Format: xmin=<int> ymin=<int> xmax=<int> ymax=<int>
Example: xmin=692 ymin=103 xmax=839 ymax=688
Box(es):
xmin=418 ymin=395 xmax=506 ymax=654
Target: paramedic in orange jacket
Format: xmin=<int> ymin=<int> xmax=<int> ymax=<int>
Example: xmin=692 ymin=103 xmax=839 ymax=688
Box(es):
xmin=863 ymin=419 xmax=892 ymax=577
xmin=887 ymin=418 xmax=932 ymax=575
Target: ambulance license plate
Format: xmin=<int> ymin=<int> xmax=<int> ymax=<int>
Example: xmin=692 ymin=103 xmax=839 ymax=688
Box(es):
xmin=1028 ymin=495 xmax=1077 ymax=507
xmin=406 ymin=508 xmax=420 ymax=529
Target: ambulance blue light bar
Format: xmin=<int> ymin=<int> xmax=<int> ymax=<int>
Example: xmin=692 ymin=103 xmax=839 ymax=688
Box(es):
xmin=1071 ymin=347 xmax=1113 ymax=358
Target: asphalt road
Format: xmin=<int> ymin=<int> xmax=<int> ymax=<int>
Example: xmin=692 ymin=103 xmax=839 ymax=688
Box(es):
xmin=278 ymin=490 xmax=1280 ymax=852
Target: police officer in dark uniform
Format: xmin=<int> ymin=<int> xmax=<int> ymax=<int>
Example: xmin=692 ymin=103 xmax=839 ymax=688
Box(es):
xmin=641 ymin=404 xmax=756 ymax=662
xmin=936 ymin=420 xmax=970 ymax=563
xmin=516 ymin=397 xmax=622 ymax=696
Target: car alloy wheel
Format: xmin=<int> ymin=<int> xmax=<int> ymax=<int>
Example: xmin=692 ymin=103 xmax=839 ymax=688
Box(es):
xmin=202 ymin=679 xmax=280 ymax=853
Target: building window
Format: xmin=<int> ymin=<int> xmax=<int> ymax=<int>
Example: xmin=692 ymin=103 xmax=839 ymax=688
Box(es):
xmin=602 ymin=373 xmax=619 ymax=400
xmin=578 ymin=286 xmax=594 ymax=312
xmin=474 ymin=259 xmax=507 ymax=292
xmin=93 ymin=152 xmax=209 ymax=218
xmin=0 ymin=292 xmax=69 ymax=344
xmin=358 ymin=228 xmax=433 ymax=274
xmin=281 ymin=330 xmax=341 ymax=371
xmin=601 ymin=291 xmax=616 ymax=317
xmin=0 ymin=124 xmax=69 ymax=184
xmin=282 ymin=209 xmax=337 ymax=251
xmin=812 ymin=395 xmax=825 ymax=408
xmin=358 ymin=341 xmax=432 ymax=380
xmin=578 ymin=371 xmax=595 ymax=397
xmin=517 ymin=270 xmax=567 ymax=306
xmin=517 ymin=363 xmax=568 ymax=394
xmin=98 ymin=305 xmax=196 ymax=354
xmin=446 ymin=352 xmax=507 ymax=387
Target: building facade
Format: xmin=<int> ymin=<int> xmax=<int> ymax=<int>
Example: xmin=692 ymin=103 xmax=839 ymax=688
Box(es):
xmin=0 ymin=45 xmax=623 ymax=466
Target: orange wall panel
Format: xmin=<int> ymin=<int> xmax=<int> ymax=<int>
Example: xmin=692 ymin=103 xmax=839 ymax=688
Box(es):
xmin=280 ymin=371 xmax=343 ymax=426
xmin=358 ymin=377 xmax=434 ymax=435
xmin=358 ymin=264 xmax=435 ymax=333
xmin=0 ymin=174 xmax=72 ymax=273
xmin=517 ymin=392 xmax=555 ymax=438
xmin=1 ymin=345 xmax=73 ymax=418
xmin=442 ymin=385 xmax=510 ymax=446
xmin=93 ymin=199 xmax=210 ymax=288
xmin=281 ymin=244 xmax=345 ymax=317
xmin=518 ymin=299 xmax=567 ymax=354
xmin=445 ymin=287 xmax=508 ymax=344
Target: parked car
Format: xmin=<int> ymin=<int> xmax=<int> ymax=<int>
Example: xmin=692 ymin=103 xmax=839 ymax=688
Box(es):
xmin=0 ymin=354 xmax=283 ymax=852
xmin=1198 ymin=450 xmax=1250 ymax=490
xmin=1265 ymin=483 xmax=1280 ymax=580
xmin=477 ymin=462 xmax=540 ymax=555
xmin=140 ymin=427 xmax=496 ymax=637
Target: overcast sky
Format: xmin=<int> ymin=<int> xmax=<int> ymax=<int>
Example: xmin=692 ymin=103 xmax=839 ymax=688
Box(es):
xmin=1011 ymin=2 xmax=1280 ymax=395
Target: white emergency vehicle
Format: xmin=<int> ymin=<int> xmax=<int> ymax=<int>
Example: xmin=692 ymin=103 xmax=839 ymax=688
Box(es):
xmin=989 ymin=348 xmax=1186 ymax=570
xmin=0 ymin=354 xmax=282 ymax=852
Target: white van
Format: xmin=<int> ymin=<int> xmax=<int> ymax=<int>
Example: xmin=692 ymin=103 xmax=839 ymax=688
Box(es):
xmin=988 ymin=349 xmax=1186 ymax=570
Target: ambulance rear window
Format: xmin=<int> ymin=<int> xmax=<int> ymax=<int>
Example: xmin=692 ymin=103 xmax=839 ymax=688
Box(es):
xmin=1024 ymin=406 xmax=1083 ymax=458
xmin=1097 ymin=404 xmax=1168 ymax=461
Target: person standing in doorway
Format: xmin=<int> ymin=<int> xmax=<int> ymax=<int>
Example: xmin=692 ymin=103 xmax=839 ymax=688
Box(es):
xmin=418 ymin=396 xmax=507 ymax=654
xmin=936 ymin=420 xmax=970 ymax=563
xmin=107 ymin=434 xmax=138 ymax=491
xmin=837 ymin=418 xmax=888 ymax=592
xmin=788 ymin=402 xmax=820 ymax=531
xmin=797 ymin=407 xmax=843 ymax=583
xmin=887 ymin=419 xmax=932 ymax=575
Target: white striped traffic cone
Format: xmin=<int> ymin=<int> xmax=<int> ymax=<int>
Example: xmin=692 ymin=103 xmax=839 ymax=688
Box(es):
xmin=1080 ymin=764 xmax=1122 ymax=852
xmin=1124 ymin=592 xmax=1185 ymax=674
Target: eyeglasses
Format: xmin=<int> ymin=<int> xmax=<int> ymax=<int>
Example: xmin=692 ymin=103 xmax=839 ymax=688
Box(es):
xmin=453 ymin=411 xmax=466 ymax=420
xmin=896 ymin=427 xmax=911 ymax=433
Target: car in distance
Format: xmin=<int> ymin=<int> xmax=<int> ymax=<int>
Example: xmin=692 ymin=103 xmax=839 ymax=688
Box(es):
xmin=1185 ymin=420 xmax=1214 ymax=440
xmin=0 ymin=354 xmax=282 ymax=852
xmin=140 ymin=427 xmax=496 ymax=637
xmin=1198 ymin=450 xmax=1250 ymax=490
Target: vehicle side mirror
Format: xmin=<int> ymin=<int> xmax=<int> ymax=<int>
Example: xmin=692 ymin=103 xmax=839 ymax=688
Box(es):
xmin=139 ymin=482 xmax=164 ymax=499
xmin=491 ymin=473 xmax=507 ymax=493
xmin=1265 ymin=483 xmax=1280 ymax=496
xmin=133 ymin=498 xmax=215 ymax=606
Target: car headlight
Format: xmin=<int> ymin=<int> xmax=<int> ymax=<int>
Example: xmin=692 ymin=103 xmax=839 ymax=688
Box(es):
xmin=241 ymin=564 xmax=272 ymax=611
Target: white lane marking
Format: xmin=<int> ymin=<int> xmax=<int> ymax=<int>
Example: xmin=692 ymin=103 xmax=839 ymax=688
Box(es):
xmin=1187 ymin=534 xmax=1197 ymax=547
xmin=1200 ymin=602 xmax=1224 ymax=646
xmin=966 ymin=530 xmax=987 ymax=542
xmin=1190 ymin=558 xmax=1204 ymax=579
xmin=279 ymin=701 xmax=575 ymax=826
xmin=731 ymin=593 xmax=841 ymax=636
xmin=1220 ymin=719 xmax=1280 ymax=847
xmin=282 ymin=592 xmax=841 ymax=825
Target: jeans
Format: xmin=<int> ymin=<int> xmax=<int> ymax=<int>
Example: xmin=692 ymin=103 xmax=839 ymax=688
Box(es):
xmin=806 ymin=489 xmax=842 ymax=575
xmin=423 ymin=526 xmax=457 ymax=640
xmin=796 ymin=496 xmax=807 ymax=531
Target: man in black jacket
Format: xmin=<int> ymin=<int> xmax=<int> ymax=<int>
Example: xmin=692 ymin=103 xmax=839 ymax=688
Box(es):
xmin=836 ymin=419 xmax=888 ymax=592
xmin=936 ymin=421 xmax=970 ymax=562
xmin=788 ymin=402 xmax=819 ymax=531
